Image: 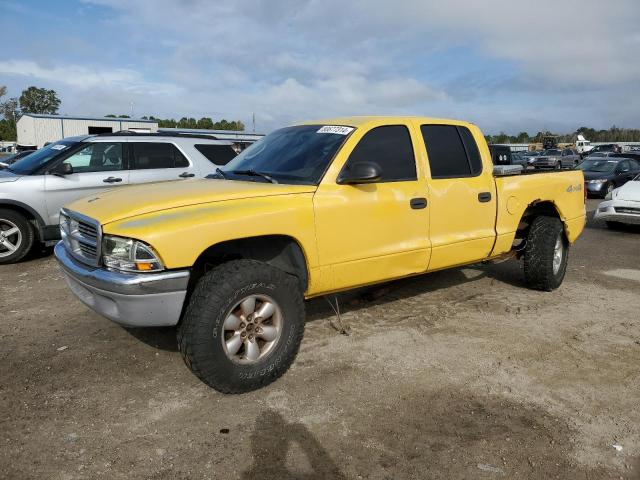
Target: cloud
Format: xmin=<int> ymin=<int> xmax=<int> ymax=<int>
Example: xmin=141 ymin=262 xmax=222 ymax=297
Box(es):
xmin=4 ymin=0 xmax=640 ymax=132
xmin=0 ymin=60 xmax=181 ymax=95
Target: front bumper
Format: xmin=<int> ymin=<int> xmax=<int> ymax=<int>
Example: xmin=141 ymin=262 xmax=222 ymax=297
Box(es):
xmin=594 ymin=200 xmax=640 ymax=225
xmin=55 ymin=242 xmax=190 ymax=327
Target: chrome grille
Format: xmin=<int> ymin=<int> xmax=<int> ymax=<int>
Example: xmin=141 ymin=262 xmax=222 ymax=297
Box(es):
xmin=60 ymin=208 xmax=102 ymax=267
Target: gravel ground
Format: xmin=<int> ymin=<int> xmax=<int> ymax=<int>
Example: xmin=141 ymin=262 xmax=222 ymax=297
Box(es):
xmin=1 ymin=199 xmax=639 ymax=479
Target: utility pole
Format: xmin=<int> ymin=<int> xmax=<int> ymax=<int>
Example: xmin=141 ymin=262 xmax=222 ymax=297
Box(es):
xmin=252 ymin=112 xmax=255 ymax=133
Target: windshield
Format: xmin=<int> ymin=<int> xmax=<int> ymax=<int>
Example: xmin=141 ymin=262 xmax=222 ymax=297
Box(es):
xmin=543 ymin=149 xmax=561 ymax=156
xmin=577 ymin=159 xmax=617 ymax=172
xmin=9 ymin=140 xmax=81 ymax=175
xmin=219 ymin=125 xmax=353 ymax=185
xmin=588 ymin=152 xmax=605 ymax=157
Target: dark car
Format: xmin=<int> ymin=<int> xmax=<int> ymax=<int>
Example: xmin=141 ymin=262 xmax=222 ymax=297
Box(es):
xmin=0 ymin=150 xmax=34 ymax=168
xmin=531 ymin=148 xmax=580 ymax=170
xmin=578 ymin=157 xmax=640 ymax=197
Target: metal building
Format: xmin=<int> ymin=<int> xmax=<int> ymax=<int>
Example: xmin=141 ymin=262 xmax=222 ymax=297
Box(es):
xmin=17 ymin=114 xmax=158 ymax=149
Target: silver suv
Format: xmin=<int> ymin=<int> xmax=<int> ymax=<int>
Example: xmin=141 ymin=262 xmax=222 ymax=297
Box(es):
xmin=0 ymin=132 xmax=237 ymax=264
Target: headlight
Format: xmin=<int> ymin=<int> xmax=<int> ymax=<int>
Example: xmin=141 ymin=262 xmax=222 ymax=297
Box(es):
xmin=102 ymin=235 xmax=164 ymax=273
xmin=587 ymin=179 xmax=607 ymax=184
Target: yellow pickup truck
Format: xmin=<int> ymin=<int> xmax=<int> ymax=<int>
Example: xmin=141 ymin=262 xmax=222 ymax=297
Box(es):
xmin=55 ymin=116 xmax=586 ymax=393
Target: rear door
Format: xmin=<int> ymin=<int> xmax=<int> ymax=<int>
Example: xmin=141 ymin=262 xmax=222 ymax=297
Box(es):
xmin=127 ymin=141 xmax=197 ymax=184
xmin=420 ymin=124 xmax=497 ymax=271
xmin=44 ymin=141 xmax=129 ymax=225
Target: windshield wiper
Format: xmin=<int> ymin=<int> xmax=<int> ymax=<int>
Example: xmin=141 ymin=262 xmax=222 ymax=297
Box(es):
xmin=215 ymin=167 xmax=228 ymax=179
xmin=232 ymin=169 xmax=278 ymax=184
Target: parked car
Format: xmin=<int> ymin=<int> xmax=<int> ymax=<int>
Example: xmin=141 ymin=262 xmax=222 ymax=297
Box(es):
xmin=594 ymin=174 xmax=640 ymax=228
xmin=55 ymin=116 xmax=586 ymax=393
xmin=0 ymin=132 xmax=237 ymax=264
xmin=0 ymin=150 xmax=35 ymax=168
xmin=589 ymin=144 xmax=621 ymax=155
xmin=578 ymin=157 xmax=640 ymax=197
xmin=531 ymin=148 xmax=580 ymax=169
xmin=510 ymin=152 xmax=529 ymax=169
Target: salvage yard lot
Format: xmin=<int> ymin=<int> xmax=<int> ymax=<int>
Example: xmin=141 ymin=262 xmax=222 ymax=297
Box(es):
xmin=1 ymin=199 xmax=638 ymax=479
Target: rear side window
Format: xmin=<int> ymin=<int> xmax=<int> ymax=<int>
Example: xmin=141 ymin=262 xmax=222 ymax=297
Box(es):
xmin=130 ymin=143 xmax=189 ymax=169
xmin=421 ymin=125 xmax=483 ymax=178
xmin=194 ymin=144 xmax=238 ymax=165
xmin=344 ymin=125 xmax=416 ymax=182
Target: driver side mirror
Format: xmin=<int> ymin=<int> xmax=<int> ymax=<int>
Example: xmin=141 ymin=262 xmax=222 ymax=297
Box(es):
xmin=337 ymin=161 xmax=381 ymax=185
xmin=51 ymin=162 xmax=73 ymax=176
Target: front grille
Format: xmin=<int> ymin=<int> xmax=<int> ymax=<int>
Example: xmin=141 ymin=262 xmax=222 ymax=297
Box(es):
xmin=614 ymin=207 xmax=640 ymax=215
xmin=60 ymin=209 xmax=102 ymax=267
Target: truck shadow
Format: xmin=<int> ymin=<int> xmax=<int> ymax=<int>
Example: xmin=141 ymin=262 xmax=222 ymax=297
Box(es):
xmin=240 ymin=409 xmax=346 ymax=480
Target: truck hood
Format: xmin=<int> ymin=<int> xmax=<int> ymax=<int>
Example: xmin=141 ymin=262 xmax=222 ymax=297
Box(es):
xmin=0 ymin=170 xmax=21 ymax=183
xmin=615 ymin=180 xmax=640 ymax=201
xmin=65 ymin=179 xmax=317 ymax=225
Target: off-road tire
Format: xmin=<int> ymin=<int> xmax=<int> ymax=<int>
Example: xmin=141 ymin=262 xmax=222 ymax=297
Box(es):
xmin=0 ymin=209 xmax=35 ymax=265
xmin=177 ymin=259 xmax=305 ymax=393
xmin=523 ymin=216 xmax=568 ymax=291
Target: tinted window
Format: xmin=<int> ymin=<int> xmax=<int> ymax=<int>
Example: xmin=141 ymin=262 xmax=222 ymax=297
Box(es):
xmin=195 ymin=144 xmax=238 ymax=165
xmin=343 ymin=125 xmax=416 ymax=182
xmin=131 ymin=143 xmax=189 ymax=169
xmin=421 ymin=125 xmax=471 ymax=178
xmin=62 ymin=143 xmax=123 ymax=173
xmin=459 ymin=127 xmax=482 ymax=174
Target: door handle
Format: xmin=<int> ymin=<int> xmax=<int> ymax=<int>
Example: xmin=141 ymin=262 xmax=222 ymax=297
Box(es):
xmin=410 ymin=197 xmax=428 ymax=209
xmin=478 ymin=192 xmax=492 ymax=203
xmin=103 ymin=177 xmax=122 ymax=183
xmin=179 ymin=172 xmax=195 ymax=178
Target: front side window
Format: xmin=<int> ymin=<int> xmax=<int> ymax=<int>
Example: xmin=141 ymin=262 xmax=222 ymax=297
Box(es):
xmin=342 ymin=125 xmax=417 ymax=182
xmin=131 ymin=143 xmax=189 ymax=169
xmin=421 ymin=124 xmax=483 ymax=178
xmin=62 ymin=143 xmax=123 ymax=173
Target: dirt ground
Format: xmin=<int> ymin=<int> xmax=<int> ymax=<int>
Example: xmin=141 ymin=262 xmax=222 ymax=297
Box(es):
xmin=1 ymin=199 xmax=639 ymax=479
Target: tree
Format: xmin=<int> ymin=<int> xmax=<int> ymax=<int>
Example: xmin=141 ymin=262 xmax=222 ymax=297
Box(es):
xmin=19 ymin=86 xmax=61 ymax=114
xmin=0 ymin=86 xmax=19 ymax=141
xmin=197 ymin=117 xmax=214 ymax=129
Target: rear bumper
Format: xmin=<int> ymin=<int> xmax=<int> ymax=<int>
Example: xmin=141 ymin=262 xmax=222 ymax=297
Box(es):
xmin=594 ymin=200 xmax=640 ymax=225
xmin=55 ymin=242 xmax=190 ymax=327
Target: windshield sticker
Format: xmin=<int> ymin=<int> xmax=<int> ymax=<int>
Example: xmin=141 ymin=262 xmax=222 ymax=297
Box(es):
xmin=51 ymin=145 xmax=67 ymax=150
xmin=317 ymin=126 xmax=354 ymax=135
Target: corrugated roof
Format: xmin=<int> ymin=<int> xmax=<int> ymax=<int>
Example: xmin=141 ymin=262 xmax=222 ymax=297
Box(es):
xmin=22 ymin=113 xmax=157 ymax=123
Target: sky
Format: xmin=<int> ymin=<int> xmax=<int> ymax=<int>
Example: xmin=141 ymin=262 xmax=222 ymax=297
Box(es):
xmin=1 ymin=0 xmax=639 ymax=135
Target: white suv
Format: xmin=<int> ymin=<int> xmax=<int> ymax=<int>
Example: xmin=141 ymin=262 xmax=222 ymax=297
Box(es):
xmin=0 ymin=132 xmax=237 ymax=264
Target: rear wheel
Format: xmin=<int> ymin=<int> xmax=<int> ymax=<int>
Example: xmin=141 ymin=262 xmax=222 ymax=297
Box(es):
xmin=177 ymin=259 xmax=305 ymax=393
xmin=523 ymin=216 xmax=568 ymax=291
xmin=0 ymin=209 xmax=35 ymax=264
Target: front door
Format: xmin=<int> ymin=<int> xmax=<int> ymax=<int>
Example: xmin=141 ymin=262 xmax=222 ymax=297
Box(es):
xmin=313 ymin=124 xmax=431 ymax=292
xmin=419 ymin=123 xmax=497 ymax=271
xmin=44 ymin=141 xmax=129 ymax=225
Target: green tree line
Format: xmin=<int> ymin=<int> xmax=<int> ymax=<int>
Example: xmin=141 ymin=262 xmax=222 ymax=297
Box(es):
xmin=105 ymin=114 xmax=245 ymax=131
xmin=486 ymin=127 xmax=640 ymax=145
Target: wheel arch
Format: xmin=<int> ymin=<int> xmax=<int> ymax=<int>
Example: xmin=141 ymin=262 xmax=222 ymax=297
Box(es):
xmin=0 ymin=200 xmax=46 ymax=241
xmin=512 ymin=200 xmax=567 ymax=253
xmin=189 ymin=234 xmax=310 ymax=293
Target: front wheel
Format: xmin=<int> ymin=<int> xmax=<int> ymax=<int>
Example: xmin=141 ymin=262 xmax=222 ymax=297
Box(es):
xmin=0 ymin=209 xmax=35 ymax=264
xmin=177 ymin=259 xmax=305 ymax=393
xmin=523 ymin=216 xmax=568 ymax=291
